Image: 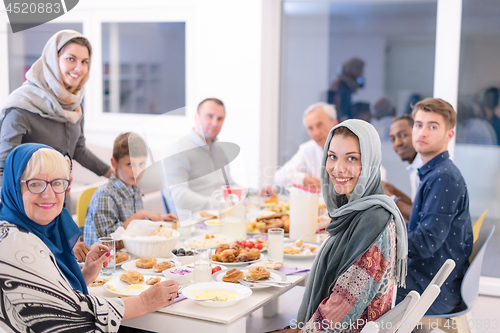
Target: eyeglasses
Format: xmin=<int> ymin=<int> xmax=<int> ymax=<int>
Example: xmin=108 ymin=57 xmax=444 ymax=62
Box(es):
xmin=20 ymin=178 xmax=71 ymax=194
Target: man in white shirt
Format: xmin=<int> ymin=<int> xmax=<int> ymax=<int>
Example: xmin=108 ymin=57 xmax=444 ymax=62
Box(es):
xmin=382 ymin=114 xmax=423 ymax=220
xmin=274 ymin=102 xmax=338 ymax=190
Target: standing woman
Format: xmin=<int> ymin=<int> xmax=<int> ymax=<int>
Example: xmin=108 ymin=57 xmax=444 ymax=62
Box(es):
xmin=0 ymin=30 xmax=113 ymax=188
xmin=295 ymin=120 xmax=408 ymax=332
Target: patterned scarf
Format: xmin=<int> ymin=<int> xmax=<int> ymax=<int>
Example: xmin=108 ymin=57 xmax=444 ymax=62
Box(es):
xmin=0 ymin=30 xmax=90 ymax=126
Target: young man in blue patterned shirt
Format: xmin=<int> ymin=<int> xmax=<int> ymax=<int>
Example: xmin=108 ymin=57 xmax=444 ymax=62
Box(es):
xmin=396 ymin=98 xmax=473 ymax=316
xmin=83 ymin=132 xmax=176 ymax=246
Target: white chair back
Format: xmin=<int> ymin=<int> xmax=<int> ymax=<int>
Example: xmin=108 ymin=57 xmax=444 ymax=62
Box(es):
xmin=396 ymin=285 xmax=440 ymax=333
xmin=360 ymin=291 xmax=420 ymax=333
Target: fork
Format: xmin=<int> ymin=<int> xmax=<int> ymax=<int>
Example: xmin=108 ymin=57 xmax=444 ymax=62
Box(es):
xmin=238 ymin=279 xmax=292 ymax=287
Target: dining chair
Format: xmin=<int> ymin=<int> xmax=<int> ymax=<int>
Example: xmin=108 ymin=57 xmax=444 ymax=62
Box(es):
xmin=75 ymin=187 xmax=98 ymax=228
xmin=472 ymin=209 xmax=488 ymax=244
xmin=421 ymin=224 xmax=495 ymax=333
xmin=359 ymin=290 xmax=421 ymax=333
xmin=360 ymin=259 xmax=456 ymax=333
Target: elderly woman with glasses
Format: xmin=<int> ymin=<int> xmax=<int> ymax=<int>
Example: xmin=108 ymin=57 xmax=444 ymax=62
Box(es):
xmin=0 ymin=143 xmax=179 ymax=332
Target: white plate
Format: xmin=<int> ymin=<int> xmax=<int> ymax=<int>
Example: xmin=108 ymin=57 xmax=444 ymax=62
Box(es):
xmin=103 ymin=275 xmax=165 ymax=296
xmin=212 ymin=268 xmax=286 ymax=289
xmin=195 ymin=210 xmax=219 ymax=220
xmin=182 ymin=282 xmax=252 ymax=308
xmin=283 ymin=241 xmax=320 ymax=259
xmin=185 ymin=263 xmax=227 ymax=270
xmin=76 ymin=251 xmax=135 ymax=268
xmin=247 ymin=231 xmax=290 ymax=237
xmin=121 ymin=258 xmax=180 ymax=275
xmin=203 ymin=219 xmax=220 ymax=227
xmin=211 ymin=257 xmax=261 ymax=266
xmin=246 ymin=209 xmax=276 ymax=221
xmin=184 ymin=234 xmax=235 ymax=249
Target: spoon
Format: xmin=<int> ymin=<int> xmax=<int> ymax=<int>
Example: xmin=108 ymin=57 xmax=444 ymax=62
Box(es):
xmin=197 ymin=296 xmax=228 ymax=302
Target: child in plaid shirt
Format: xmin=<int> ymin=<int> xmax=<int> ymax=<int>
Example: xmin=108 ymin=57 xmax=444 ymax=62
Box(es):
xmin=83 ymin=132 xmax=176 ymax=246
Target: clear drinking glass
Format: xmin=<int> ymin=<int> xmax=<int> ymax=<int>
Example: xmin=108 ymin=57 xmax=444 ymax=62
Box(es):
xmin=193 ymin=248 xmax=212 ymax=283
xmin=98 ymin=237 xmax=116 ymax=276
xmin=177 ymin=209 xmax=192 ymax=240
xmin=267 ymin=228 xmax=284 ymax=263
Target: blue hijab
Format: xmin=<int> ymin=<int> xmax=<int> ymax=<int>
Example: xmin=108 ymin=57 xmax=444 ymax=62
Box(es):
xmin=0 ymin=143 xmax=88 ymax=294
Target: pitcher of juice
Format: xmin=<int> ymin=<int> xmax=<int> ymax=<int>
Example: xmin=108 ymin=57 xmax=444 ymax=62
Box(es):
xmin=289 ymin=184 xmax=319 ymax=242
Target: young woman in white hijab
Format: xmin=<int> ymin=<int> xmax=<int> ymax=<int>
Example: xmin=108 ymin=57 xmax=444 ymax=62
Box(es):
xmin=0 ymin=30 xmax=114 ymax=188
xmin=274 ymin=120 xmax=408 ymax=333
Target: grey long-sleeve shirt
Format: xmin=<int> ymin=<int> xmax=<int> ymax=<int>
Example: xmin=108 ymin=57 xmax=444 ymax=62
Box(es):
xmin=0 ymin=107 xmax=110 ymax=186
xmin=164 ymin=129 xmax=237 ymax=212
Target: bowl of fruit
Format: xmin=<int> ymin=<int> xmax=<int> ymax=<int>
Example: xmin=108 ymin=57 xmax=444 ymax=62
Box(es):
xmin=171 ymin=248 xmax=194 ymax=265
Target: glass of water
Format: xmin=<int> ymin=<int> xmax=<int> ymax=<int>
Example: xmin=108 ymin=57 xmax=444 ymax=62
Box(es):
xmin=98 ymin=237 xmax=116 ymax=276
xmin=193 ymin=248 xmax=213 ymax=283
xmin=177 ymin=209 xmax=193 ymax=240
xmin=267 ymin=228 xmax=284 ymax=263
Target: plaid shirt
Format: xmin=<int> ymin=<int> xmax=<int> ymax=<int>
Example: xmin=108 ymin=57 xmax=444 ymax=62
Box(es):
xmin=83 ymin=174 xmax=143 ymax=246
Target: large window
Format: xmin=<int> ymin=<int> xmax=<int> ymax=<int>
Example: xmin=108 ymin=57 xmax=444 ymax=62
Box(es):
xmin=102 ymin=22 xmax=186 ymax=115
xmin=454 ymin=0 xmax=500 ymax=279
xmin=279 ymin=1 xmax=436 ymax=195
xmin=7 ymin=23 xmax=83 ymax=93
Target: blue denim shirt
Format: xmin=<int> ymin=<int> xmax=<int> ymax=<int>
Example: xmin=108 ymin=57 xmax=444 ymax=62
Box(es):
xmin=397 ymin=151 xmax=473 ymax=315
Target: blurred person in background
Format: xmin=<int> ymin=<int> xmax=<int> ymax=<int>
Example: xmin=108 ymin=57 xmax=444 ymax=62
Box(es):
xmin=455 ymin=101 xmax=497 ymax=145
xmin=481 ymin=87 xmax=500 ymax=145
xmin=351 ymin=101 xmax=372 ymax=122
xmin=371 ymin=97 xmax=397 ymax=141
xmin=328 ymin=57 xmax=365 ymax=121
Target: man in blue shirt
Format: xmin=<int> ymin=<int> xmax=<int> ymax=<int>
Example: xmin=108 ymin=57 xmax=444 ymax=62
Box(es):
xmin=396 ymin=98 xmax=473 ymax=315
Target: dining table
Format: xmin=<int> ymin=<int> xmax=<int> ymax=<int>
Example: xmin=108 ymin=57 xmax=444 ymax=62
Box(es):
xmin=89 ymin=225 xmax=321 ymax=333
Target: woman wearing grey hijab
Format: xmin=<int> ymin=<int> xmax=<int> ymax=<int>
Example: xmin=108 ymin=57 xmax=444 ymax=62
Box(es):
xmin=291 ymin=120 xmax=408 ymax=332
xmin=0 ymin=30 xmax=113 ymax=189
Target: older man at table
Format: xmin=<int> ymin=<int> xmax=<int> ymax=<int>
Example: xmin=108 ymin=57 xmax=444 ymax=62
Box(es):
xmin=274 ymin=102 xmax=338 ymax=190
xmin=162 ymin=98 xmax=237 ymax=212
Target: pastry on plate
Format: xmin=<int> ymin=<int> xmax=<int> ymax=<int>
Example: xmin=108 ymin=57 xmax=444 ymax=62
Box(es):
xmin=284 ymin=247 xmax=300 ymax=255
xmin=115 ymin=252 xmax=129 ymax=264
xmin=248 ymin=261 xmax=283 ymax=270
xmin=246 ymin=267 xmax=271 ymax=281
xmin=303 ymin=245 xmax=317 ymax=252
xmin=89 ymin=276 xmax=111 ymax=287
xmin=120 ymin=270 xmax=145 ymax=284
xmin=136 ymin=257 xmax=157 ymax=269
xmin=149 ymin=225 xmax=172 ymax=238
xmin=200 ymin=211 xmax=217 ymax=219
xmin=294 ymin=239 xmax=304 ymax=248
xmin=153 ymin=261 xmax=175 ymax=273
xmin=146 ymin=276 xmax=162 ymax=285
xmin=222 ymin=268 xmax=245 ymax=283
